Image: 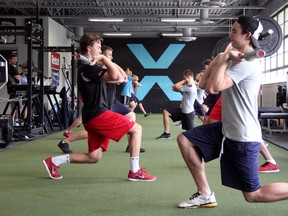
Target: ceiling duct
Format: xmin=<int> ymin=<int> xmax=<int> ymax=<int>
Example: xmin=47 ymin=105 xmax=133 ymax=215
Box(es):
xmin=201 ymin=0 xmax=226 ymax=7
xmin=198 ymin=8 xmax=214 ymax=24
xmin=176 ymin=28 xmax=197 ymax=42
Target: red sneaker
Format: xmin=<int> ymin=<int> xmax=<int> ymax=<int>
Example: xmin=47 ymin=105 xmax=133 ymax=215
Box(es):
xmin=63 ymin=131 xmax=71 ymax=138
xmin=128 ymin=168 xmax=156 ymax=182
xmin=258 ymin=162 xmax=279 ymax=173
xmin=43 ymin=157 xmax=63 ymax=179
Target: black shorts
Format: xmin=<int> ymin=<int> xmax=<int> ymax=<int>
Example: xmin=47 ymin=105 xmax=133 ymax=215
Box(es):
xmin=166 ymin=107 xmax=195 ymax=130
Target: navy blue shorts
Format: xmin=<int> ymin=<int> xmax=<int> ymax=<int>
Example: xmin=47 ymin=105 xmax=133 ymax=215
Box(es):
xmin=194 ymin=100 xmax=205 ymax=117
xmin=182 ymin=122 xmax=261 ymax=192
xmin=111 ymin=101 xmax=131 ymax=116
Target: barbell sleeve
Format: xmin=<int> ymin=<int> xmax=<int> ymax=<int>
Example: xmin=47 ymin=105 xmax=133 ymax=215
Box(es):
xmin=259 ymin=29 xmax=274 ymax=40
xmin=76 ymin=54 xmax=90 ymax=64
xmin=241 ymin=49 xmax=266 ymax=61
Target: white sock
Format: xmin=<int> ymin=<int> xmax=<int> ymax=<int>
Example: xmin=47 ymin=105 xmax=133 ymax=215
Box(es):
xmin=52 ymin=155 xmax=70 ymax=166
xmin=130 ymin=157 xmax=140 ymax=173
xmin=266 ymin=159 xmax=276 ymax=165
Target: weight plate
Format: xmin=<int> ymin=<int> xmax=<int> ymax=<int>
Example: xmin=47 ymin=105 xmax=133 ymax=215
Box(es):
xmin=212 ymin=36 xmax=231 ymax=57
xmin=255 ymin=15 xmax=282 ymax=57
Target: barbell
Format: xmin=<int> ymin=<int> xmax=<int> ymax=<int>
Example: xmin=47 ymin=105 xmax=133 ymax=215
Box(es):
xmin=212 ymin=15 xmax=283 ymax=58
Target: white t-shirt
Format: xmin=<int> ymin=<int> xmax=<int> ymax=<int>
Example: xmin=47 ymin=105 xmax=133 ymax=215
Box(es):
xmin=180 ymin=84 xmax=197 ymax=114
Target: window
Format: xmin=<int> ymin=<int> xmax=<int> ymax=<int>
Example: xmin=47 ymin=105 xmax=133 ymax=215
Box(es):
xmin=261 ymin=5 xmax=288 ymax=84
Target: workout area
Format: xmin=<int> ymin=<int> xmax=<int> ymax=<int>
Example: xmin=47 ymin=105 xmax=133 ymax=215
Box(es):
xmin=1 ymin=1 xmax=288 ymax=215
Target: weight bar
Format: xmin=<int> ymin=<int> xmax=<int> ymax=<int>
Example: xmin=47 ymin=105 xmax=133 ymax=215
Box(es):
xmin=212 ymin=15 xmax=282 ymax=58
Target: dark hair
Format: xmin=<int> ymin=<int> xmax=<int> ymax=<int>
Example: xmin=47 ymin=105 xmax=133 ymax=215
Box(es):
xmin=8 ymin=53 xmax=17 ymax=60
xmin=101 ymin=45 xmax=113 ymax=54
xmin=202 ymin=59 xmax=212 ymax=66
xmin=79 ymin=33 xmax=103 ymax=54
xmin=123 ymin=67 xmax=131 ymax=71
xmin=183 ymin=69 xmax=194 ymax=78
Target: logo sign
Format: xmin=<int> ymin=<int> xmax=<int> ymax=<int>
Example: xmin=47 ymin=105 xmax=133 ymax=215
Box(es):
xmin=127 ymin=44 xmax=185 ymax=69
xmin=137 ymin=76 xmax=182 ymax=101
xmin=51 ymin=52 xmax=60 ymax=71
xmin=127 ymin=43 xmax=185 ymax=101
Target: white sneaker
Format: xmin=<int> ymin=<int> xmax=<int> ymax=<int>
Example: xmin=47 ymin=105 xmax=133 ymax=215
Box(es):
xmin=178 ymin=192 xmax=218 ymax=208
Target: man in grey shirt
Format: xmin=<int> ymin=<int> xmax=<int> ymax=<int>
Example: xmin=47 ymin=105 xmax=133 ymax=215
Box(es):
xmin=177 ymin=15 xmax=288 ymax=209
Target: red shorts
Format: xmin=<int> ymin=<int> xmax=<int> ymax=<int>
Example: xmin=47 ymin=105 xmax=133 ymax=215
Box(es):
xmin=208 ymin=97 xmax=222 ymax=121
xmin=84 ymin=110 xmax=135 ymax=153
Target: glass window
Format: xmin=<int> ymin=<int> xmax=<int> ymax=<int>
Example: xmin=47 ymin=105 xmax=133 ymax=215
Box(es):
xmin=270 ymin=70 xmax=277 ymax=83
xmin=263 ymin=5 xmax=288 ymax=84
xmin=284 ymin=21 xmax=288 ymax=35
xmin=265 ymin=57 xmax=270 ymax=71
xmin=285 ymin=51 xmax=288 ymax=65
xmin=278 ymin=53 xmax=284 ymax=67
xmin=278 ymin=11 xmax=284 ymax=24
xmin=270 ymin=55 xmax=277 ymax=69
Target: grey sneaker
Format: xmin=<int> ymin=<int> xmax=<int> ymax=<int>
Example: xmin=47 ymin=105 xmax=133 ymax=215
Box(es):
xmin=178 ymin=192 xmax=217 ymax=208
xmin=57 ymin=141 xmax=73 ymax=154
xmin=156 ymin=133 xmax=172 ymax=139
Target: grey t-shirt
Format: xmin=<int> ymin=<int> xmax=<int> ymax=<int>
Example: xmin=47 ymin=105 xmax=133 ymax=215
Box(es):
xmin=196 ymin=84 xmax=205 ymax=104
xmin=180 ymin=84 xmax=197 ymax=114
xmin=222 ymin=59 xmax=262 ymax=142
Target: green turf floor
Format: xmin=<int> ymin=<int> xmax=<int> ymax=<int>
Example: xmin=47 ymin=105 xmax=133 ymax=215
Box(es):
xmin=0 ymin=114 xmax=288 ymax=216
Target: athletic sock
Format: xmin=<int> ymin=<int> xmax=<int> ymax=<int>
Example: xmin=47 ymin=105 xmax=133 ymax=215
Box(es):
xmin=52 ymin=155 xmax=70 ymax=166
xmin=130 ymin=157 xmax=140 ymax=173
xmin=266 ymin=159 xmax=276 ymax=165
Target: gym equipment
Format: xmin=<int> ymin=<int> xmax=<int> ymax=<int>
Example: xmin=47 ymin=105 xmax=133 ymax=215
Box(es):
xmin=212 ymin=15 xmax=282 ymax=58
xmin=0 ymin=54 xmax=8 ymax=90
xmin=240 ymin=49 xmax=266 ymax=61
xmin=76 ymin=54 xmax=90 ymax=64
xmin=0 ymin=115 xmax=13 ymax=148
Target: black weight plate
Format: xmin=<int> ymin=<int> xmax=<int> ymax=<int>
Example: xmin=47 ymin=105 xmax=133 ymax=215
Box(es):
xmin=255 ymin=15 xmax=282 ymax=57
xmin=212 ymin=36 xmax=231 ymax=57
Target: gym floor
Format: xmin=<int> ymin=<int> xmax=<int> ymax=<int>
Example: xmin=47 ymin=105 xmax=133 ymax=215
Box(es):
xmin=0 ymin=114 xmax=288 ymax=216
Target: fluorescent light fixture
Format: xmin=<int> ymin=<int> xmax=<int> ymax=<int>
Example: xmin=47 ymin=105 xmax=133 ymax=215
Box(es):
xmin=161 ymin=33 xmax=183 ymax=37
xmin=88 ymin=18 xmax=124 ymax=22
xmin=161 ymin=18 xmax=196 ymax=22
xmin=103 ymin=32 xmax=132 ymax=36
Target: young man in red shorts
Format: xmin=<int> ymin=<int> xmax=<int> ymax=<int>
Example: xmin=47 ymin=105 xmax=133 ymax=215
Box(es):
xmin=43 ymin=33 xmax=156 ymax=181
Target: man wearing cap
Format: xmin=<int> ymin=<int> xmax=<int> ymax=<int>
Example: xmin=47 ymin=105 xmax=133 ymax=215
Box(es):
xmin=177 ymin=15 xmax=288 ymax=208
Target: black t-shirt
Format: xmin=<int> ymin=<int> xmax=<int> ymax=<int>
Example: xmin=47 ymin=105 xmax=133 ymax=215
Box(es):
xmin=77 ymin=63 xmax=108 ymax=123
xmin=106 ymin=83 xmax=118 ymax=109
xmin=7 ymin=63 xmax=20 ymax=94
xmin=8 ymin=63 xmax=19 ymax=85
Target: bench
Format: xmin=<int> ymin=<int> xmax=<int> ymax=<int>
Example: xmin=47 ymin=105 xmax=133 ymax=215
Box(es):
xmin=259 ymin=112 xmax=288 ymax=136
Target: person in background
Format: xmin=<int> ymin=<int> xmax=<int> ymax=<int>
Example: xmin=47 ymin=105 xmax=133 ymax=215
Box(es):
xmin=194 ymin=72 xmax=206 ymax=122
xmin=7 ymin=53 xmax=21 ymax=126
xmin=156 ymin=69 xmax=197 ymax=140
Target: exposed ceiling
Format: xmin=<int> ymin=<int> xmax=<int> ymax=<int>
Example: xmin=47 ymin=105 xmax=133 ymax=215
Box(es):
xmin=0 ymin=0 xmax=271 ymax=40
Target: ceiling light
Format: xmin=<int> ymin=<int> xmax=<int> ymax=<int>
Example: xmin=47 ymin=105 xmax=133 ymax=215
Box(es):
xmin=103 ymin=32 xmax=132 ymax=36
xmin=201 ymin=0 xmax=226 ymax=7
xmin=88 ymin=18 xmax=124 ymax=22
xmin=161 ymin=18 xmax=196 ymax=22
xmin=161 ymin=33 xmax=183 ymax=37
xmin=176 ymin=37 xmax=197 ymax=42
